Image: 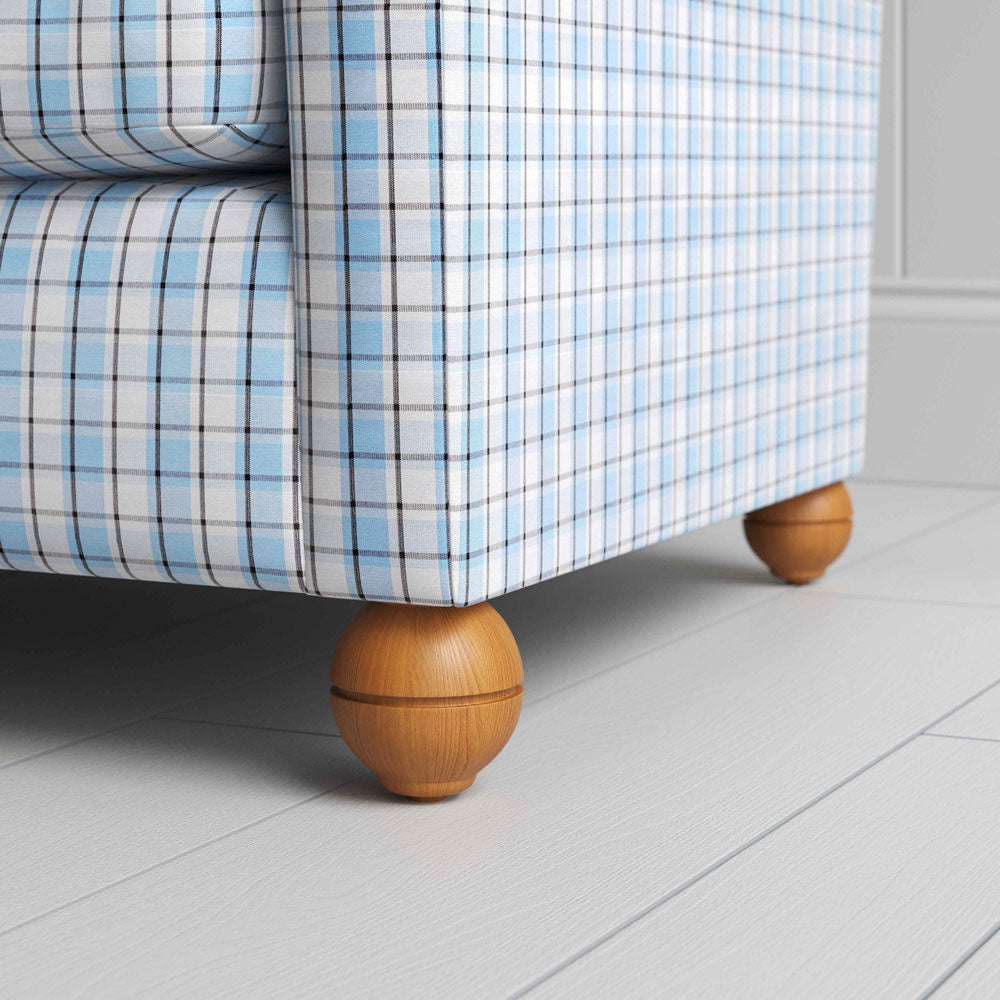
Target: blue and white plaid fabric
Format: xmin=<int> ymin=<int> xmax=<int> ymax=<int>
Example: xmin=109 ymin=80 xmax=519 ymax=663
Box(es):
xmin=0 ymin=1 xmax=882 ymax=605
xmin=286 ymin=0 xmax=882 ymax=604
xmin=0 ymin=0 xmax=289 ymax=178
xmin=0 ymin=175 xmax=303 ymax=590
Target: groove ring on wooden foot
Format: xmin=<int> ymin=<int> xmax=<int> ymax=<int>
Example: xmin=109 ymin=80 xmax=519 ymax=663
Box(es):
xmin=330 ymin=602 xmax=523 ymax=801
xmin=744 ymin=482 xmax=853 ymax=585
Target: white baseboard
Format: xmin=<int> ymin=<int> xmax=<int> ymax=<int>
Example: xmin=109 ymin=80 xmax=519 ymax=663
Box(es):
xmin=871 ymin=278 xmax=1000 ymax=324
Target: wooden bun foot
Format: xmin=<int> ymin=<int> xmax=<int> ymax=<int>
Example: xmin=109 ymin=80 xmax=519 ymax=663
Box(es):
xmin=744 ymin=482 xmax=853 ymax=585
xmin=331 ymin=602 xmax=523 ymax=802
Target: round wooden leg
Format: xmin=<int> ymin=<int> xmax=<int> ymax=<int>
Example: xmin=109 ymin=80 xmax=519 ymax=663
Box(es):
xmin=743 ymin=482 xmax=853 ymax=585
xmin=330 ymin=602 xmax=523 ymax=801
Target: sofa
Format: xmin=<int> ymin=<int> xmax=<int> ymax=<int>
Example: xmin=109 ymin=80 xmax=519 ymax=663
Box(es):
xmin=0 ymin=0 xmax=883 ymax=799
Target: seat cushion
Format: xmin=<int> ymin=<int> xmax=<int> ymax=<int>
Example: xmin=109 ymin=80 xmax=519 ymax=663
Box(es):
xmin=0 ymin=174 xmax=305 ymax=591
xmin=0 ymin=0 xmax=288 ymax=179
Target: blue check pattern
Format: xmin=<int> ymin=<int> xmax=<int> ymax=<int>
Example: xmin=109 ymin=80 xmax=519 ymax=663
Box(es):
xmin=0 ymin=0 xmax=289 ymax=178
xmin=287 ymin=0 xmax=882 ymax=603
xmin=0 ymin=175 xmax=303 ymax=590
xmin=0 ymin=0 xmax=883 ymax=605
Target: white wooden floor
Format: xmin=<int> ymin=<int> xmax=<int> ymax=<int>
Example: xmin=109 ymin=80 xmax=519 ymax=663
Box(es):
xmin=3 ymin=478 xmax=1000 ymax=999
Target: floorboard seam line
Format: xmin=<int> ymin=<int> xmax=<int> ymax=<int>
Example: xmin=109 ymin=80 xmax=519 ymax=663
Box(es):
xmin=5 ymin=593 xmax=270 ymax=675
xmin=153 ymin=714 xmax=344 ymax=740
xmin=798 ymin=590 xmax=1000 ymax=612
xmin=0 ymin=652 xmax=327 ymax=773
xmin=510 ymin=672 xmax=1000 ymax=999
xmin=0 ymin=781 xmax=352 ymax=940
xmin=921 ymin=674 xmax=1000 ymax=733
xmin=824 ymin=492 xmax=1000 ymax=575
xmin=918 ymin=919 xmax=1000 ymax=999
xmin=524 ymin=588 xmax=787 ymax=708
xmin=153 ymin=634 xmax=350 ymax=717
xmin=0 ymin=720 xmax=160 ymax=773
xmin=922 ymin=731 xmax=1000 ymax=747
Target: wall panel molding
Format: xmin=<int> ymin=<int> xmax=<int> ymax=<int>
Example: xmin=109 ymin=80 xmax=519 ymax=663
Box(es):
xmin=892 ymin=0 xmax=906 ymax=279
xmin=873 ymin=0 xmax=1000 ymax=288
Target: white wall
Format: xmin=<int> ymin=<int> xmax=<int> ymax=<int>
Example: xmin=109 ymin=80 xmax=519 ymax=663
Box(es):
xmin=864 ymin=0 xmax=1000 ymax=486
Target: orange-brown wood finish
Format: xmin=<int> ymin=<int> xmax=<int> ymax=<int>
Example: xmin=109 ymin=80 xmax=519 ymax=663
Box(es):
xmin=330 ymin=602 xmax=523 ymax=801
xmin=744 ymin=482 xmax=853 ymax=585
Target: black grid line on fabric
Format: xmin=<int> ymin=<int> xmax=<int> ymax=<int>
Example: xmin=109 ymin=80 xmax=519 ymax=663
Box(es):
xmin=0 ymin=183 xmax=33 ymax=572
xmin=290 ymin=251 xmax=874 ymax=316
xmin=66 ymin=179 xmax=118 ymax=578
xmin=153 ymin=182 xmax=199 ymax=585
xmin=381 ymin=3 xmax=412 ymax=603
xmin=334 ymin=2 xmax=367 ymax=601
xmin=198 ymin=184 xmax=241 ymax=588
xmin=2 ymin=4 xmax=288 ymax=124
xmin=299 ymin=430 xmax=867 ymax=564
xmin=288 ymin=2 xmax=320 ymax=597
xmin=242 ymin=191 xmax=276 ymax=590
xmin=108 ymin=177 xmax=160 ymax=582
xmin=23 ymin=180 xmax=75 ymax=576
xmin=434 ymin=0 xmax=456 ymax=606
xmin=462 ymin=0 xmax=474 ymax=605
xmin=0 ymin=504 xmax=300 ymax=531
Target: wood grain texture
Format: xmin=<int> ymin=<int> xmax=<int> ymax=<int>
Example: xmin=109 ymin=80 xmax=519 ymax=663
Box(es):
xmin=531 ymin=736 xmax=1000 ymax=1000
xmin=330 ymin=603 xmax=523 ymax=800
xmin=6 ymin=594 xmax=1000 ymax=997
xmin=744 ymin=482 xmax=853 ymax=584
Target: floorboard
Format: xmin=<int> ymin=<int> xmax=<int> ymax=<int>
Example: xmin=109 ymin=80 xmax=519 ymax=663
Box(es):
xmin=0 ymin=720 xmax=363 ymax=931
xmin=0 ymin=594 xmax=358 ymax=767
xmin=527 ymin=736 xmax=1000 ymax=1000
xmin=0 ymin=568 xmax=258 ymax=660
xmin=820 ymin=496 xmax=1000 ymax=607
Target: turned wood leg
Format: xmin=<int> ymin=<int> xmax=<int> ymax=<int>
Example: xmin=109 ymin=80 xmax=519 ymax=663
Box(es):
xmin=330 ymin=602 xmax=523 ymax=801
xmin=744 ymin=482 xmax=853 ymax=585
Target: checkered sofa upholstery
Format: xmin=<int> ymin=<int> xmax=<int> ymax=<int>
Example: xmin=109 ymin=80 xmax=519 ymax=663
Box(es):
xmin=0 ymin=0 xmax=288 ymax=178
xmin=0 ymin=0 xmax=883 ymax=606
xmin=0 ymin=175 xmax=301 ymax=589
